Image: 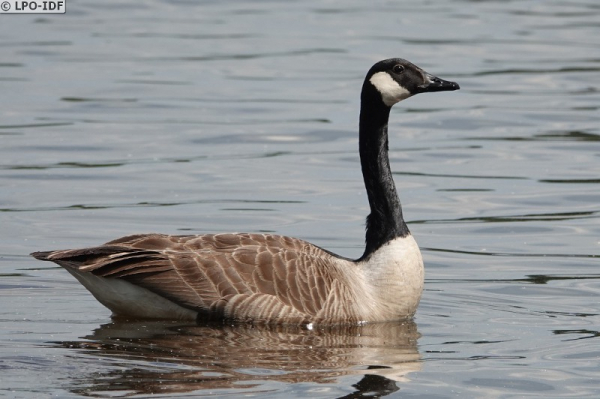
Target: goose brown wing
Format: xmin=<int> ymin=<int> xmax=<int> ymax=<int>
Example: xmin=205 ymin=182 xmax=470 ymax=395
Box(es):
xmin=36 ymin=233 xmax=344 ymax=322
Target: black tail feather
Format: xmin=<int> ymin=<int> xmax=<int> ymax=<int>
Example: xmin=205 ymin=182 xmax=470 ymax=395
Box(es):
xmin=31 ymin=246 xmax=140 ymax=263
xmin=30 ymin=251 xmax=54 ymax=261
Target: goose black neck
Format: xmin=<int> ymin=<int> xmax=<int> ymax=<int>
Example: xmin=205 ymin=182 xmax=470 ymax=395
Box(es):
xmin=359 ymin=88 xmax=410 ymax=260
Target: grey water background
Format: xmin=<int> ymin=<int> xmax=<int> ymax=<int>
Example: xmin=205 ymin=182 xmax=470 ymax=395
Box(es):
xmin=1 ymin=0 xmax=599 ymax=397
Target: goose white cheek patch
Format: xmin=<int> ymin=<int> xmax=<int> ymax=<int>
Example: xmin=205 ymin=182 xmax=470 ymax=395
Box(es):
xmin=369 ymin=72 xmax=411 ymax=106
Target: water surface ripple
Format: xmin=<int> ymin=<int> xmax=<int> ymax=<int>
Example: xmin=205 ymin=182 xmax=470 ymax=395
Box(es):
xmin=1 ymin=0 xmax=599 ymax=397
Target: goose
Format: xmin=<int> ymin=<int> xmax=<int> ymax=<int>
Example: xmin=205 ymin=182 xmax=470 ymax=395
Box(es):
xmin=31 ymin=58 xmax=459 ymax=325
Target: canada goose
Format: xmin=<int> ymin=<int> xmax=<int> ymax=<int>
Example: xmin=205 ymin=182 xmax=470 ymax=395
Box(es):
xmin=32 ymin=58 xmax=459 ymax=325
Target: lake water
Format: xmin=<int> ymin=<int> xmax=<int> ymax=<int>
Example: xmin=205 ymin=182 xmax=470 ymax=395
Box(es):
xmin=1 ymin=0 xmax=599 ymax=397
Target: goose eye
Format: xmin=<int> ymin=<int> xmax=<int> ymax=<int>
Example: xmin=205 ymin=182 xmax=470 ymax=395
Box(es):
xmin=392 ymin=64 xmax=405 ymax=74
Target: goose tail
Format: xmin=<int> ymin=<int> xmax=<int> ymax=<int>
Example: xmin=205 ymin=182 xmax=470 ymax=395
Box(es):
xmin=31 ymin=251 xmax=54 ymax=261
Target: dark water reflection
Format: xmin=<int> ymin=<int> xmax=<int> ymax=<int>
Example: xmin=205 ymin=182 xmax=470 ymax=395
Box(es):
xmin=54 ymin=321 xmax=420 ymax=397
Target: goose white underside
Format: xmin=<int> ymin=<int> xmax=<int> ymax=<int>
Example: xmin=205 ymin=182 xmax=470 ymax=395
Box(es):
xmin=66 ymin=268 xmax=198 ymax=320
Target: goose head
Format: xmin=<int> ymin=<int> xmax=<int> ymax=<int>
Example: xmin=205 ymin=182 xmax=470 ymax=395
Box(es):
xmin=364 ymin=58 xmax=460 ymax=107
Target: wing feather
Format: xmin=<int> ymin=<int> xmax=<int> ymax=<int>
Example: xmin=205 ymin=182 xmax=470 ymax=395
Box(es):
xmin=34 ymin=233 xmax=359 ymax=323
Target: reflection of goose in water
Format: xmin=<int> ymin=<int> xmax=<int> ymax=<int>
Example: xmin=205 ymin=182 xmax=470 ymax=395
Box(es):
xmin=32 ymin=59 xmax=459 ymax=325
xmin=55 ymin=321 xmax=421 ymax=396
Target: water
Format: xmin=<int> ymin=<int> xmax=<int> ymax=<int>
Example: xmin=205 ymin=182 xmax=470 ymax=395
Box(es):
xmin=1 ymin=0 xmax=599 ymax=397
